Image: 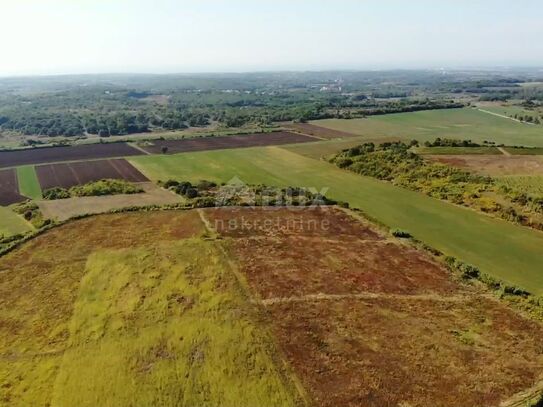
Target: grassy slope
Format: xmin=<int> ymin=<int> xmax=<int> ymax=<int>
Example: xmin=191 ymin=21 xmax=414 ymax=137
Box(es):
xmin=0 ymin=212 xmax=301 ymax=407
xmin=0 ymin=207 xmax=32 ymax=237
xmin=131 ymin=147 xmax=543 ymax=294
xmin=312 ymin=108 xmax=543 ymax=147
xmin=17 ymin=165 xmax=42 ymax=199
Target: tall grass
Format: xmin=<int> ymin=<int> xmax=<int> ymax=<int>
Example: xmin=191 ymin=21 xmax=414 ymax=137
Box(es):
xmin=51 ymin=240 xmax=301 ymax=407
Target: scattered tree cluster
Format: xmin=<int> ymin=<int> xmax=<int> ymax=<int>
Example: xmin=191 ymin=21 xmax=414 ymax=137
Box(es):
xmin=43 ymin=179 xmax=143 ymax=200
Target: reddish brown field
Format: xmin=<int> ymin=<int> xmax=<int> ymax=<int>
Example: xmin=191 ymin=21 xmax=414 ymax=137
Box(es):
xmin=428 ymin=154 xmax=543 ymax=176
xmin=204 ymin=206 xmax=543 ymax=407
xmin=140 ymin=131 xmax=317 ymax=154
xmin=285 ymin=123 xmax=360 ymax=139
xmin=0 ymin=169 xmax=27 ymax=206
xmin=36 ymin=158 xmax=149 ymax=189
xmin=0 ymin=143 xmax=142 ymax=169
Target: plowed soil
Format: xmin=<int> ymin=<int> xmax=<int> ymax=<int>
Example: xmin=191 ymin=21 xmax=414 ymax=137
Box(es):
xmin=36 ymin=158 xmax=149 ymax=189
xmin=0 ymin=169 xmax=27 ymax=206
xmin=0 ymin=143 xmax=142 ymax=168
xmin=285 ymin=123 xmax=359 ymax=139
xmin=140 ymin=131 xmax=316 ymax=154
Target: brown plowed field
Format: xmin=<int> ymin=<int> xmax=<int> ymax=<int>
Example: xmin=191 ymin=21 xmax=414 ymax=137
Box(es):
xmin=140 ymin=131 xmax=316 ymax=154
xmin=0 ymin=143 xmax=142 ymax=168
xmin=0 ymin=169 xmax=28 ymax=206
xmin=36 ymin=159 xmax=149 ymax=190
xmin=203 ymin=206 xmax=543 ymax=407
xmin=285 ymin=123 xmax=359 ymax=139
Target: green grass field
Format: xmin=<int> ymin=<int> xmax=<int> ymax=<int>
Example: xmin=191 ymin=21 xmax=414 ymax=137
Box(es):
xmin=0 ymin=207 xmax=32 ymax=237
xmin=312 ymin=108 xmax=543 ymax=147
xmin=131 ymin=146 xmax=543 ymax=294
xmin=504 ymin=147 xmax=543 ymax=155
xmin=17 ymin=166 xmax=42 ymax=199
xmin=415 ymin=146 xmax=501 ymax=155
xmin=282 ymin=136 xmax=400 ymax=159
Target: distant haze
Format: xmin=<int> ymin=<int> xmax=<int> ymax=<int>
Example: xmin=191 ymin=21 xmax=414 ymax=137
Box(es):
xmin=1 ymin=0 xmax=542 ymax=77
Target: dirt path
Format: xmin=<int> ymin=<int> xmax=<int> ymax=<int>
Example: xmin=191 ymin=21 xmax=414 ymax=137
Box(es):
xmin=128 ymin=142 xmax=152 ymax=155
xmin=478 ymin=108 xmax=536 ymax=126
xmin=497 ymin=146 xmax=512 ymax=156
xmin=258 ymin=292 xmax=495 ymax=306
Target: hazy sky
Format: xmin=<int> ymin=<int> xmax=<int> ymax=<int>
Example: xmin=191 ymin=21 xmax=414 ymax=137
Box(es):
xmin=1 ymin=0 xmax=542 ymax=76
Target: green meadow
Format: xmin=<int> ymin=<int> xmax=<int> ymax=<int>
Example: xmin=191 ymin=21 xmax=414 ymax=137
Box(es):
xmin=131 ymin=146 xmax=543 ymax=294
xmin=312 ymin=108 xmax=543 ymax=147
xmin=0 ymin=207 xmax=32 ymax=237
xmin=17 ymin=166 xmax=42 ymax=199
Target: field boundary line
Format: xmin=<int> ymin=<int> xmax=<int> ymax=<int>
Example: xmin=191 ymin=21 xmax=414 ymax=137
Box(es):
xmin=477 ymin=108 xmax=536 ymax=125
xmin=497 ymin=146 xmax=512 ymax=156
xmin=259 ymin=292 xmax=495 ymax=306
xmin=128 ymin=142 xmax=152 ymax=155
xmin=196 ymin=208 xmax=312 ymax=406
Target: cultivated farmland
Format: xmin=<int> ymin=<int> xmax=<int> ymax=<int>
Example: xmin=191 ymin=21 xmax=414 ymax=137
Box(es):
xmin=285 ymin=123 xmax=359 ymax=139
xmin=0 ymin=143 xmax=142 ymax=168
xmin=16 ymin=166 xmax=42 ymax=199
xmin=0 ymin=169 xmax=28 ymax=206
xmin=130 ymin=146 xmax=543 ymax=294
xmin=36 ymin=158 xmax=149 ymax=190
xmin=312 ymin=108 xmax=543 ymax=147
xmin=139 ymin=131 xmax=316 ymax=154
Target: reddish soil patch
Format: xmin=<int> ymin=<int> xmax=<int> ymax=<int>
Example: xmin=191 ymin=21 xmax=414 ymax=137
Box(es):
xmin=268 ymin=297 xmax=543 ymax=407
xmin=140 ymin=131 xmax=316 ymax=154
xmin=428 ymin=154 xmax=543 ymax=176
xmin=285 ymin=123 xmax=359 ymax=139
xmin=0 ymin=169 xmax=27 ymax=206
xmin=36 ymin=158 xmax=149 ymax=190
xmin=205 ymin=206 xmax=543 ymax=407
xmin=0 ymin=143 xmax=142 ymax=169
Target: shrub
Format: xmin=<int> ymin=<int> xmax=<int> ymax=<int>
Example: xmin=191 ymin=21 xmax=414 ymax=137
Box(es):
xmin=391 ymin=229 xmax=412 ymax=238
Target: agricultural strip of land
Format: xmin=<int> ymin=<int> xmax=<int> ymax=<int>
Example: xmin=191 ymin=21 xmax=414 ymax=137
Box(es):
xmin=36 ymin=158 xmax=149 ymax=190
xmin=16 ymin=166 xmax=42 ymax=199
xmin=0 ymin=211 xmax=303 ymax=407
xmin=282 ymin=136 xmax=401 ymax=160
xmin=38 ymin=183 xmax=183 ymax=221
xmin=427 ymin=155 xmax=543 ymax=176
xmin=130 ymin=146 xmax=543 ymax=294
xmin=504 ymin=147 xmax=543 ymax=155
xmin=284 ymin=122 xmax=359 ymax=139
xmin=0 ymin=143 xmax=142 ymax=169
xmin=203 ymin=207 xmax=543 ymax=407
xmin=139 ymin=131 xmax=316 ymax=155
xmin=0 ymin=169 xmax=28 ymax=206
xmin=312 ymin=108 xmax=543 ymax=147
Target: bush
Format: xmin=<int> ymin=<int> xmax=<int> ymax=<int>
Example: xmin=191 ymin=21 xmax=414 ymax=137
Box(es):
xmin=43 ymin=180 xmax=143 ymax=200
xmin=391 ymin=229 xmax=412 ymax=238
